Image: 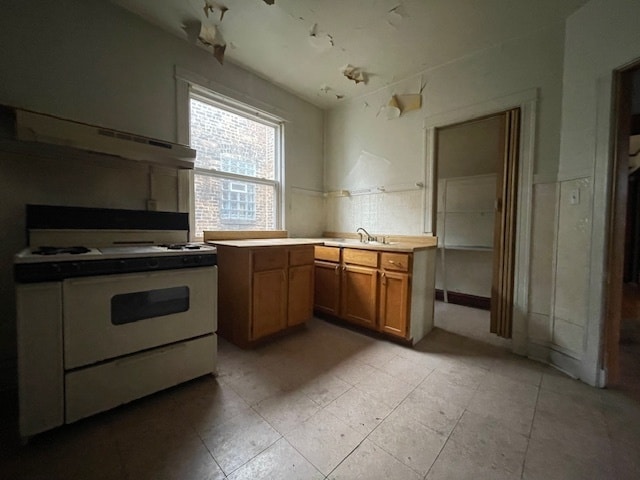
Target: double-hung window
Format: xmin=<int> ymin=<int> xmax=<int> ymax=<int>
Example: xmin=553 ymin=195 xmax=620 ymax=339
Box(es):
xmin=189 ymin=90 xmax=282 ymax=237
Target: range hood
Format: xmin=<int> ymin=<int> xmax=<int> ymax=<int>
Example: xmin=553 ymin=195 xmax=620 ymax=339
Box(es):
xmin=11 ymin=109 xmax=196 ymax=169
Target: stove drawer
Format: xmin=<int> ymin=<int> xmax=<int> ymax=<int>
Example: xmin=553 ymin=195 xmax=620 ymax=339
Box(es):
xmin=65 ymin=334 xmax=216 ymax=423
xmin=63 ymin=266 xmax=217 ymax=369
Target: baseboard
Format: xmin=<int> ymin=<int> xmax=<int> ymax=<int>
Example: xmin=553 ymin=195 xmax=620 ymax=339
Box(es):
xmin=313 ymin=311 xmax=412 ymax=347
xmin=527 ymin=339 xmax=584 ymax=381
xmin=435 ymin=289 xmax=491 ymax=310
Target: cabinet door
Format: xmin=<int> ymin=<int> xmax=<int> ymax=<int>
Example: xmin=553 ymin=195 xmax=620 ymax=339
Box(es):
xmin=379 ymin=271 xmax=409 ymax=338
xmin=341 ymin=265 xmax=378 ymax=329
xmin=252 ymin=269 xmax=287 ymax=340
xmin=314 ymin=261 xmax=341 ymax=315
xmin=288 ymin=264 xmax=314 ymax=326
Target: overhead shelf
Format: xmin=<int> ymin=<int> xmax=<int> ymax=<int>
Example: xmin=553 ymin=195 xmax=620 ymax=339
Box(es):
xmin=326 ymin=182 xmax=424 ymax=198
xmin=437 ymin=174 xmax=496 ymax=302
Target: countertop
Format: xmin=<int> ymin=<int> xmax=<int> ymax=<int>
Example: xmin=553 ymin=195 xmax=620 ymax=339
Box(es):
xmin=207 ymin=238 xmax=323 ymax=248
xmin=207 ymin=237 xmax=437 ymax=252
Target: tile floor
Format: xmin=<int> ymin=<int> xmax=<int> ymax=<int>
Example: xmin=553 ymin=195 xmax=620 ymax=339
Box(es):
xmin=2 ymin=308 xmax=640 ymax=479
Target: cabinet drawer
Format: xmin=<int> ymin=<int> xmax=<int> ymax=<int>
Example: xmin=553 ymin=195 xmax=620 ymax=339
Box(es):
xmin=381 ymin=252 xmax=411 ymax=272
xmin=315 ymin=246 xmax=340 ymax=263
xmin=253 ymin=248 xmax=287 ymax=271
xmin=66 ymin=335 xmax=216 ymax=423
xmin=343 ymin=248 xmax=378 ymax=268
xmin=289 ymin=246 xmax=315 ymax=266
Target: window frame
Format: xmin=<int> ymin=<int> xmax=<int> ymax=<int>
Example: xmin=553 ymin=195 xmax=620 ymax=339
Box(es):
xmin=186 ymin=85 xmax=284 ymax=238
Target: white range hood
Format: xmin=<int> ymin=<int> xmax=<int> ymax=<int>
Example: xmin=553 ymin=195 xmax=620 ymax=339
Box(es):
xmin=14 ymin=109 xmax=196 ymax=169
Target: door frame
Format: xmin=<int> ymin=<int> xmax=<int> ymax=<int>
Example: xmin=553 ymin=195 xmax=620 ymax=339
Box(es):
xmin=423 ymin=89 xmax=538 ymax=354
xmin=603 ymin=61 xmax=639 ymax=386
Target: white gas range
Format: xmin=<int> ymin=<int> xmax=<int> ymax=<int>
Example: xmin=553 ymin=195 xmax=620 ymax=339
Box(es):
xmin=15 ymin=205 xmax=218 ymax=440
xmin=15 ymin=243 xmax=217 ymax=282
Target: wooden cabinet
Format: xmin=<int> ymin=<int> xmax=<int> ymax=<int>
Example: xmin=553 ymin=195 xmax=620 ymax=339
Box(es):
xmin=313 ymin=246 xmax=435 ymax=344
xmin=314 ymin=261 xmax=341 ymax=315
xmin=341 ymin=249 xmax=378 ymax=329
xmin=288 ymin=246 xmax=315 ymax=327
xmin=341 ymin=264 xmax=378 ymax=328
xmin=216 ymin=244 xmax=315 ymax=347
xmin=378 ymin=254 xmax=411 ymax=338
xmin=314 ymin=247 xmax=341 ymax=315
xmin=252 ymin=269 xmax=287 ymax=339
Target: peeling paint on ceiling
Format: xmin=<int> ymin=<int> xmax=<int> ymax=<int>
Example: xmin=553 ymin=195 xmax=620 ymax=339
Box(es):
xmin=341 ymin=64 xmax=368 ymax=85
xmin=308 ymin=23 xmax=334 ymax=52
xmin=112 ymin=0 xmax=590 ymax=109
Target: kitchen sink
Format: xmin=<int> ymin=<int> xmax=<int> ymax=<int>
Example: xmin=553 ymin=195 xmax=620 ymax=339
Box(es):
xmin=324 ymin=238 xmax=398 ymax=246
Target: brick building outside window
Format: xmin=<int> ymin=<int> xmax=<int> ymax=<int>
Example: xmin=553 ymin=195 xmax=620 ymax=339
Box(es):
xmin=189 ymin=94 xmax=281 ymax=237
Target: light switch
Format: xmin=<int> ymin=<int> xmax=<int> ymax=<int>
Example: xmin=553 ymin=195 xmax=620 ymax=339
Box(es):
xmin=569 ymin=188 xmax=580 ymax=205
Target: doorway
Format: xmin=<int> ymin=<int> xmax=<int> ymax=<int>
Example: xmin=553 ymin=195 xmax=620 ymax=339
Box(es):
xmin=606 ymin=62 xmax=640 ymax=397
xmin=433 ymin=108 xmax=520 ymax=343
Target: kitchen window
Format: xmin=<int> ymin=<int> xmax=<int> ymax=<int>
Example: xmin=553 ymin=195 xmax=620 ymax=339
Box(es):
xmin=189 ymin=91 xmax=282 ymax=236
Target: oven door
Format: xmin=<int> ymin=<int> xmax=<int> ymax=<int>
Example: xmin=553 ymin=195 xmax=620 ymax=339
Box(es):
xmin=63 ymin=266 xmax=217 ymax=369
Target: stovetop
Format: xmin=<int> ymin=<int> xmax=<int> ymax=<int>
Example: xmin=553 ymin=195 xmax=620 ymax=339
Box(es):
xmin=15 ymin=243 xmax=217 ymax=264
xmin=16 ymin=205 xmax=218 ymax=282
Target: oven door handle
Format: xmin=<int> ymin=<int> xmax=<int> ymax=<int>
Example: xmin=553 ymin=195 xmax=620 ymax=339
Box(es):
xmin=115 ymin=342 xmax=187 ymax=367
xmin=64 ymin=273 xmax=148 ymax=286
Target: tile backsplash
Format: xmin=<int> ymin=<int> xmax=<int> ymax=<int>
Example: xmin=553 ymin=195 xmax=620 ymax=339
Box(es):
xmin=326 ymin=190 xmax=425 ymax=235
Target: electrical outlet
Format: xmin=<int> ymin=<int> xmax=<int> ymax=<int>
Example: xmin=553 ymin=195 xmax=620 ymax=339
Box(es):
xmin=146 ymin=199 xmax=158 ymax=211
xmin=569 ymin=188 xmax=580 ymax=205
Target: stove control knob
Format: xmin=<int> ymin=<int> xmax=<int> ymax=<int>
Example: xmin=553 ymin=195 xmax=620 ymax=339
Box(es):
xmin=71 ymin=262 xmax=81 ymax=272
xmin=118 ymin=260 xmax=126 ymax=269
xmin=182 ymin=257 xmax=191 ymax=264
xmin=51 ymin=263 xmax=61 ymax=273
xmin=194 ymin=256 xmax=202 ymax=264
xmin=147 ymin=259 xmax=159 ymax=268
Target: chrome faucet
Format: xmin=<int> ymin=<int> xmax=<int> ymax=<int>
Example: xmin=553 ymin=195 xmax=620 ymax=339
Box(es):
xmin=356 ymin=227 xmax=375 ymax=243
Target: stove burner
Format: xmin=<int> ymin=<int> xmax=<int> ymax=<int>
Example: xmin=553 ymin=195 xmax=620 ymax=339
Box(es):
xmin=161 ymin=243 xmax=201 ymax=250
xmin=32 ymin=246 xmax=91 ymax=256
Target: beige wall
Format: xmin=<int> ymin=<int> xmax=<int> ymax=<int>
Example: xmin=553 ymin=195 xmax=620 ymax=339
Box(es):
xmin=554 ymin=0 xmax=640 ymax=385
xmin=324 ymin=21 xmax=566 ymax=242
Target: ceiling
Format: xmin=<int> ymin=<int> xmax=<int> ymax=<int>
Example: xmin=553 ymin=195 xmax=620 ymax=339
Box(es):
xmin=112 ymin=0 xmax=590 ymax=109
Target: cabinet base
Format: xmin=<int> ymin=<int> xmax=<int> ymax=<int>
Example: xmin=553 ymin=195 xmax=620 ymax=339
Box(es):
xmin=221 ymin=323 xmax=307 ymax=349
xmin=313 ymin=311 xmax=413 ymax=347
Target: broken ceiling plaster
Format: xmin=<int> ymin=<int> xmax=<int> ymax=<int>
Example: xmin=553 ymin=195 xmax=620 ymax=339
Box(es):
xmin=197 ymin=23 xmax=227 ymax=65
xmin=309 ymin=23 xmax=334 ymax=51
xmin=203 ymin=1 xmax=228 ymax=21
xmin=319 ymin=84 xmax=344 ymax=100
xmin=213 ymin=44 xmax=227 ymax=64
xmin=378 ymin=77 xmax=425 ymax=119
xmin=379 ymin=98 xmax=401 ymax=120
xmin=394 ymin=93 xmax=422 ymax=112
xmin=182 ymin=20 xmax=202 ymax=44
xmin=262 ymin=0 xmax=275 ymax=5
xmin=342 ymin=64 xmax=368 ymax=85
